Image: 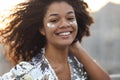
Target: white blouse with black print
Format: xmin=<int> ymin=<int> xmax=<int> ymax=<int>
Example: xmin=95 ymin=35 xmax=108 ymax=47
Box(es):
xmin=0 ymin=49 xmax=88 ymax=80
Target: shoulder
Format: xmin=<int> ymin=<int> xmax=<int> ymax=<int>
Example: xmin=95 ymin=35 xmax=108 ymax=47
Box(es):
xmin=0 ymin=54 xmax=55 ymax=80
xmin=0 ymin=61 xmax=34 ymax=80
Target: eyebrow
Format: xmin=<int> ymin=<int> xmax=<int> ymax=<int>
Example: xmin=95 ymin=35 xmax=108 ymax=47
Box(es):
xmin=48 ymin=10 xmax=74 ymax=17
xmin=49 ymin=13 xmax=58 ymax=17
xmin=67 ymin=11 xmax=74 ymax=15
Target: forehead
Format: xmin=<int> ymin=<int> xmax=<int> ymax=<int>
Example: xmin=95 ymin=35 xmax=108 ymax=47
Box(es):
xmin=45 ymin=1 xmax=74 ymax=17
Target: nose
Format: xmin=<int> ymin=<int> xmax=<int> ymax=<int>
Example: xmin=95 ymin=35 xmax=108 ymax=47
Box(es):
xmin=59 ymin=20 xmax=70 ymax=28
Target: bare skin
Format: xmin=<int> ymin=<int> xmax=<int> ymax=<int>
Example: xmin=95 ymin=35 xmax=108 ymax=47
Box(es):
xmin=45 ymin=44 xmax=71 ymax=80
xmin=70 ymin=41 xmax=111 ymax=80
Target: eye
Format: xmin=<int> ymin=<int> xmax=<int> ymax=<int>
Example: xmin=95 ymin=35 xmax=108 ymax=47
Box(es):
xmin=50 ymin=19 xmax=58 ymax=23
xmin=68 ymin=17 xmax=75 ymax=21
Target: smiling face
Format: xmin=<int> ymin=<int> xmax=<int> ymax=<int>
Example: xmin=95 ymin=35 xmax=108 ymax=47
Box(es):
xmin=40 ymin=1 xmax=78 ymax=48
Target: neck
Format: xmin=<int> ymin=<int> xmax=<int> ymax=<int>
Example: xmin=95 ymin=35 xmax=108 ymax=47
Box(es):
xmin=45 ymin=44 xmax=69 ymax=64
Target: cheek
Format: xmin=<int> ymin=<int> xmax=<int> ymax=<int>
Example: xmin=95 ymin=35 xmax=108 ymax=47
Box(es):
xmin=69 ymin=20 xmax=78 ymax=33
xmin=47 ymin=23 xmax=56 ymax=28
xmin=69 ymin=20 xmax=78 ymax=27
xmin=44 ymin=25 xmax=55 ymax=38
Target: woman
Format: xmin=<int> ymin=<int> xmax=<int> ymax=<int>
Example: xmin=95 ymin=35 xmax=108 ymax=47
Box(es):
xmin=0 ymin=0 xmax=110 ymax=80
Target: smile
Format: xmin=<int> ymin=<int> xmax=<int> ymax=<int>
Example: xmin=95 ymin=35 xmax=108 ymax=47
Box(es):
xmin=56 ymin=31 xmax=72 ymax=36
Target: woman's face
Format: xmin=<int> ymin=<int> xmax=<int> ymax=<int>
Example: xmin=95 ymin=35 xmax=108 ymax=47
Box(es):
xmin=41 ymin=1 xmax=78 ymax=47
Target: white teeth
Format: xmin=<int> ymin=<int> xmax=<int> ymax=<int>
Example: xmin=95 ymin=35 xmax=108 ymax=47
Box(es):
xmin=58 ymin=32 xmax=70 ymax=36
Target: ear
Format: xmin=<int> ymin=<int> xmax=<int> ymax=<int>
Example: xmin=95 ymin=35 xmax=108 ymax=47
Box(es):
xmin=39 ymin=28 xmax=45 ymax=36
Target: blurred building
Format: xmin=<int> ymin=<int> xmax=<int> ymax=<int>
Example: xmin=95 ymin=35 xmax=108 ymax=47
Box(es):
xmin=0 ymin=45 xmax=12 ymax=75
xmin=82 ymin=2 xmax=120 ymax=75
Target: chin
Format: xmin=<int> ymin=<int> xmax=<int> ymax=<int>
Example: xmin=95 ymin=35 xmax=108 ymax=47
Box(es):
xmin=59 ymin=41 xmax=73 ymax=46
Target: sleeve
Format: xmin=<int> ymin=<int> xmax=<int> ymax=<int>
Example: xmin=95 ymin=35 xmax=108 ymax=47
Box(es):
xmin=0 ymin=61 xmax=34 ymax=80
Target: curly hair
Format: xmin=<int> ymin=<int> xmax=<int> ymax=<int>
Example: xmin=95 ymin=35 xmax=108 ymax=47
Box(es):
xmin=0 ymin=0 xmax=93 ymax=65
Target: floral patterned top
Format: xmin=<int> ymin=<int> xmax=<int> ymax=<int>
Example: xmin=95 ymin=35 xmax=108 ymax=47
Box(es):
xmin=0 ymin=50 xmax=88 ymax=80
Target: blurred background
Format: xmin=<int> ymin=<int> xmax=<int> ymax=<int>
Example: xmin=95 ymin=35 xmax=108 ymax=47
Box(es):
xmin=0 ymin=0 xmax=120 ymax=80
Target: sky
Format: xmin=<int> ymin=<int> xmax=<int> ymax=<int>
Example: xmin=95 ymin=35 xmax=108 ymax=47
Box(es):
xmin=84 ymin=0 xmax=120 ymax=12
